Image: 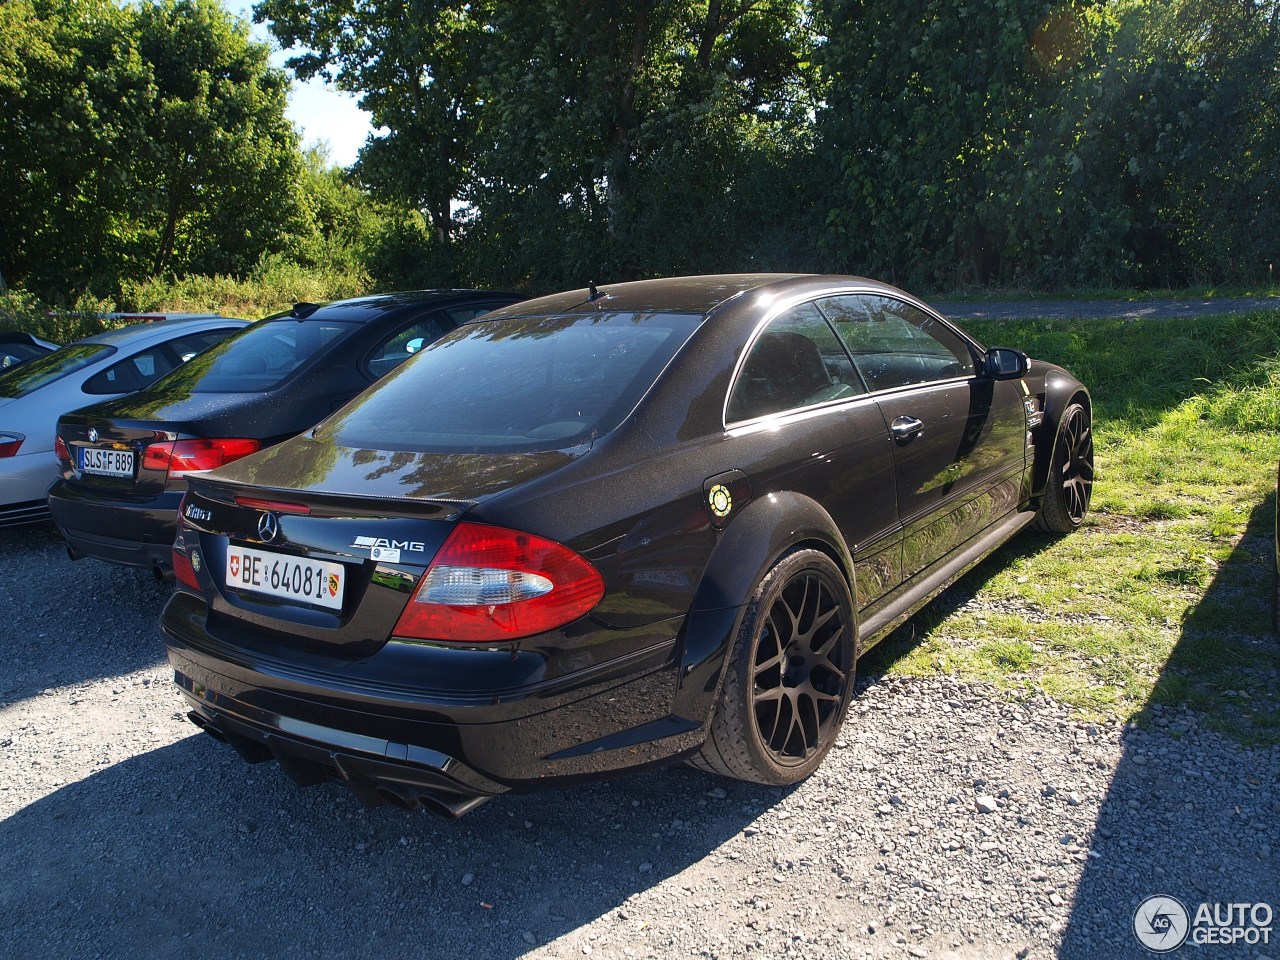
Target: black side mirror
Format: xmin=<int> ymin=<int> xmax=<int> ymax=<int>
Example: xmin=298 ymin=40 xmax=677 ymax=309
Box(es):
xmin=983 ymin=347 xmax=1030 ymax=380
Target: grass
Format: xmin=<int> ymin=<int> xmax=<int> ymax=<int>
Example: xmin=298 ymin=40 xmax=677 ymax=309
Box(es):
xmin=862 ymin=310 xmax=1280 ymax=746
xmin=0 ymin=261 xmax=373 ymax=342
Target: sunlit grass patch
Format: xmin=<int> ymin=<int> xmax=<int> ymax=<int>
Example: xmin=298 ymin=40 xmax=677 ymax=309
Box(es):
xmin=863 ymin=311 xmax=1280 ymax=745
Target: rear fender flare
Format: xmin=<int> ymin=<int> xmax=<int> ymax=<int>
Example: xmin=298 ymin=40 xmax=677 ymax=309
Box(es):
xmin=671 ymin=491 xmax=855 ymax=721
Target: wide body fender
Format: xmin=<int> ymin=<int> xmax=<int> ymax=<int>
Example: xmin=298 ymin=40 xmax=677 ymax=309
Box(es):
xmin=670 ymin=490 xmax=855 ymax=721
xmin=1029 ymin=363 xmax=1092 ymax=500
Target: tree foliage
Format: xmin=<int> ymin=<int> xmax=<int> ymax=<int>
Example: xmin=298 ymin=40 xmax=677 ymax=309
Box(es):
xmin=2 ymin=0 xmax=1276 ymax=300
xmin=0 ymin=0 xmax=305 ymax=301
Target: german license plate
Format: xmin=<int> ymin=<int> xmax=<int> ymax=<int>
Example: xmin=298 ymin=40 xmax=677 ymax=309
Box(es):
xmin=225 ymin=545 xmax=344 ymax=610
xmin=78 ymin=447 xmax=134 ymax=478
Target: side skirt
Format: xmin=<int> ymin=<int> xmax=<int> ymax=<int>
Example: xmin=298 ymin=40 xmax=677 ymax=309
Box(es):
xmin=856 ymin=509 xmax=1036 ymax=655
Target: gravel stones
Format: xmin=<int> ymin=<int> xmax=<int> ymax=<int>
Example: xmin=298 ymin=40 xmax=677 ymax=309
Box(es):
xmin=1 ymin=524 xmax=1277 ymax=960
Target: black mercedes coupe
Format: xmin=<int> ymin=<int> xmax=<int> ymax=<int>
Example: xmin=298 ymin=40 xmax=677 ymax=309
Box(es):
xmin=161 ymin=274 xmax=1093 ymax=816
xmin=49 ymin=290 xmax=521 ymax=579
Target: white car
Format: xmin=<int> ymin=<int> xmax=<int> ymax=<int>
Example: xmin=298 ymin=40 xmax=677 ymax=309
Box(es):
xmin=0 ymin=315 xmax=245 ymax=526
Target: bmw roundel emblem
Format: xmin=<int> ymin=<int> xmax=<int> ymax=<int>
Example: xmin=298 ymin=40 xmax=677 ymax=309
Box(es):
xmin=87 ymin=428 xmax=98 ymax=443
xmin=257 ymin=512 xmax=279 ymax=542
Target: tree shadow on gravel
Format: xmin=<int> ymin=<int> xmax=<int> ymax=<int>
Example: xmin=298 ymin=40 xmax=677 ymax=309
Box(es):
xmin=1056 ymin=494 xmax=1280 ymax=960
xmin=0 ymin=522 xmax=173 ymax=703
xmin=0 ymin=734 xmax=782 ymax=960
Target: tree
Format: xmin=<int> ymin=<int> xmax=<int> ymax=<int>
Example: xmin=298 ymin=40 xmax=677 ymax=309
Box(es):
xmin=253 ymin=0 xmax=489 ymax=250
xmin=0 ymin=0 xmax=151 ymax=297
xmin=817 ymin=0 xmax=1087 ymax=287
xmin=467 ymin=0 xmax=823 ymax=287
xmin=0 ymin=0 xmax=305 ymax=300
xmin=130 ymin=0 xmax=306 ymax=278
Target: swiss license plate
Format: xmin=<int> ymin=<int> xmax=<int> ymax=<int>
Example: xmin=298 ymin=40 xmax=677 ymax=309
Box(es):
xmin=78 ymin=446 xmax=134 ymax=478
xmin=225 ymin=545 xmax=345 ymax=610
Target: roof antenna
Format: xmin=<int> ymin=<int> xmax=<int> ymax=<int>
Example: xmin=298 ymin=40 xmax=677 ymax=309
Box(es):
xmin=588 ymin=281 xmax=604 ymax=302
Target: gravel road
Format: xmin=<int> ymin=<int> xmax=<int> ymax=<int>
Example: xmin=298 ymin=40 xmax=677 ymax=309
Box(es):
xmin=934 ymin=296 xmax=1279 ymax=322
xmin=2 ymin=519 xmax=1277 ymax=960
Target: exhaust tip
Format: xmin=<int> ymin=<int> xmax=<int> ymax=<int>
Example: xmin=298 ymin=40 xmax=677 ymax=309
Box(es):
xmin=375 ymin=786 xmax=419 ymax=811
xmin=417 ymin=791 xmax=491 ymax=819
xmin=66 ymin=546 xmax=80 ymax=562
xmin=152 ymin=561 xmax=170 ymax=584
xmin=187 ymin=711 xmax=228 ymax=742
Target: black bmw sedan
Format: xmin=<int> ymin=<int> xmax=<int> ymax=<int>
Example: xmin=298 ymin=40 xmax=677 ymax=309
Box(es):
xmin=161 ymin=274 xmax=1093 ymax=816
xmin=48 ymin=290 xmax=521 ymax=579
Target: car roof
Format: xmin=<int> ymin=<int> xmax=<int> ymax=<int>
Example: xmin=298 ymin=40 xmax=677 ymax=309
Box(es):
xmin=79 ymin=315 xmax=246 ymax=346
xmin=480 ymin=274 xmax=809 ymax=320
xmin=483 ymin=274 xmax=947 ymax=323
xmin=293 ymin=290 xmax=521 ymax=324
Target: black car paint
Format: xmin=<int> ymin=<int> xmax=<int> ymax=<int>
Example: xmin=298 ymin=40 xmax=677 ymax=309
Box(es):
xmin=159 ymin=274 xmax=1090 ymax=812
xmin=48 ymin=291 xmax=522 ymax=576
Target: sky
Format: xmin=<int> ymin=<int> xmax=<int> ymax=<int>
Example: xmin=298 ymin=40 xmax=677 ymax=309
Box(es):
xmin=226 ymin=1 xmax=375 ymax=168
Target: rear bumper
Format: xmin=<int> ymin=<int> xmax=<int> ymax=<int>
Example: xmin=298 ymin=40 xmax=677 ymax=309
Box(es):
xmin=161 ymin=588 xmax=704 ymax=808
xmin=47 ymin=479 xmax=181 ymax=572
xmin=0 ymin=451 xmax=58 ymax=526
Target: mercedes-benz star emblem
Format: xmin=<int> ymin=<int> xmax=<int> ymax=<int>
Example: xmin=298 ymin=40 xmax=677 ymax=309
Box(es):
xmin=257 ymin=512 xmax=280 ymax=542
xmin=87 ymin=428 xmax=98 ymax=443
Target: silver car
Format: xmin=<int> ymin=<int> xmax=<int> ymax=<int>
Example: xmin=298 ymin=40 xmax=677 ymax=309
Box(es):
xmin=0 ymin=315 xmax=246 ymax=526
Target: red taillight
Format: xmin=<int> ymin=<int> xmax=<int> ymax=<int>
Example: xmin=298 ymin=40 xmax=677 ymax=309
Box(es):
xmin=392 ymin=522 xmax=604 ymax=643
xmin=143 ymin=438 xmax=260 ymax=478
xmin=0 ymin=433 xmax=23 ymax=458
xmin=172 ymin=546 xmax=200 ymax=590
xmin=54 ymin=435 xmax=70 ymax=462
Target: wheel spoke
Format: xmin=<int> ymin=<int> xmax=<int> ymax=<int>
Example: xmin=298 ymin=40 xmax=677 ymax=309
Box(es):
xmin=785 ymin=705 xmax=807 ymax=757
xmin=753 ymin=684 xmax=785 ymax=703
xmin=813 ymin=628 xmax=842 ymax=659
xmin=1074 ymin=423 xmax=1091 ymax=453
xmin=763 ymin=695 xmax=787 ymax=749
xmin=754 ymin=652 xmax=784 ymax=679
xmin=808 ymin=605 xmax=839 ymax=653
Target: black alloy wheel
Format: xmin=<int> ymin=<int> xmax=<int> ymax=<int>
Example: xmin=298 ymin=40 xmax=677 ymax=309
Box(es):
xmin=692 ymin=549 xmax=856 ymax=785
xmin=1035 ymin=401 xmax=1094 ymax=533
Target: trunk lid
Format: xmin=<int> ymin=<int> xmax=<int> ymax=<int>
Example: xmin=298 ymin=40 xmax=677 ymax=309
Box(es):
xmin=57 ymin=413 xmax=178 ymax=498
xmin=177 ymin=439 xmax=584 ymax=658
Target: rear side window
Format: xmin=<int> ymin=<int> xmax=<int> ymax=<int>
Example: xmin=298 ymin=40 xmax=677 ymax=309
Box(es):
xmin=83 ymin=347 xmax=177 ymax=394
xmin=324 ymin=312 xmax=702 ymax=453
xmin=166 ymin=329 xmax=237 ymax=362
xmin=0 ymin=343 xmax=47 ymax=369
xmin=152 ymin=320 xmax=354 ymax=393
xmin=726 ymin=302 xmax=866 ymax=423
xmin=365 ymin=314 xmax=453 ymax=379
xmin=0 ymin=343 xmax=115 ymax=398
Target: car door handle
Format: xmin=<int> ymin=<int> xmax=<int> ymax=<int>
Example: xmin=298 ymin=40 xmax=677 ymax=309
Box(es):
xmin=890 ymin=416 xmax=924 ymax=441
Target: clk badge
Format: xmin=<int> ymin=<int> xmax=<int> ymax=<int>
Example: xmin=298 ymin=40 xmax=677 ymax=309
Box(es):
xmin=257 ymin=512 xmax=279 ymax=542
xmin=708 ymin=484 xmax=733 ymax=518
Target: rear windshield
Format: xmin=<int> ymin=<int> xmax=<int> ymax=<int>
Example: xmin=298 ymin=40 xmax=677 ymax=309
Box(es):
xmin=0 ymin=343 xmax=115 ymax=398
xmin=322 ymin=312 xmax=702 ymax=453
xmin=151 ymin=319 xmax=355 ymax=393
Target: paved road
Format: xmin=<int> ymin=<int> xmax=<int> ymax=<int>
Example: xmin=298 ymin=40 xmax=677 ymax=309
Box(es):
xmin=934 ymin=296 xmax=1278 ymax=321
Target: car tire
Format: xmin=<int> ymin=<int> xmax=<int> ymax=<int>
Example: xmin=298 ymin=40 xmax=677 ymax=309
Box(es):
xmin=1272 ymin=564 xmax=1279 ymax=636
xmin=1034 ymin=401 xmax=1094 ymax=534
xmin=691 ymin=549 xmax=856 ymax=786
